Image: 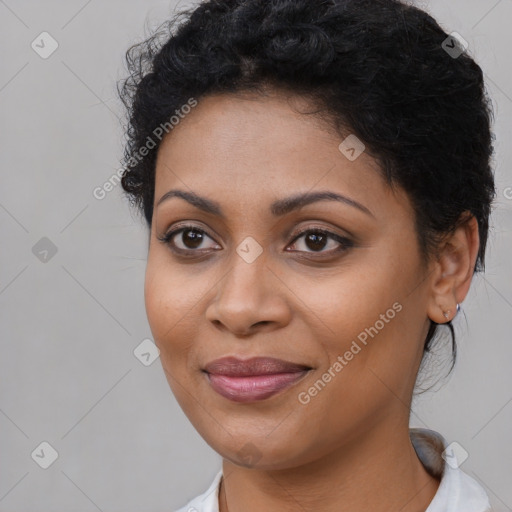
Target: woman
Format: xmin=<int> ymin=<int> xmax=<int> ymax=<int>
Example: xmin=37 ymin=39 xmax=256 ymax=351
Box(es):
xmin=117 ymin=0 xmax=496 ymax=510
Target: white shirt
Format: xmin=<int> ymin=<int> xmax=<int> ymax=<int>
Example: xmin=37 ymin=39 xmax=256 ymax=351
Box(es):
xmin=175 ymin=428 xmax=491 ymax=512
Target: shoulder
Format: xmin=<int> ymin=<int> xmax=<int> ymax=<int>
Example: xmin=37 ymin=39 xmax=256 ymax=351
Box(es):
xmin=174 ymin=469 xmax=223 ymax=512
xmin=410 ymin=428 xmax=492 ymax=512
xmin=426 ymin=463 xmax=491 ymax=511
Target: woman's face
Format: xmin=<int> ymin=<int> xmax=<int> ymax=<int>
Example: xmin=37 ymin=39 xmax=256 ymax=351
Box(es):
xmin=145 ymin=90 xmax=434 ymax=469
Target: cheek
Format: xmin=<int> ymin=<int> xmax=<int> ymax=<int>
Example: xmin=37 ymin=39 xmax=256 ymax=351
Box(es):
xmin=144 ymin=260 xmax=202 ymax=409
xmin=144 ymin=255 xmax=192 ymax=357
xmin=294 ymin=258 xmax=417 ymax=404
xmin=143 ymin=253 xmax=217 ymax=391
xmin=293 ymin=260 xmax=402 ymax=347
xmin=144 ymin=260 xmax=171 ymax=343
xmin=144 ymin=250 xmax=197 ymax=337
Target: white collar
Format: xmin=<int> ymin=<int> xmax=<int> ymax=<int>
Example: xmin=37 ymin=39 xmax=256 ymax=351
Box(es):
xmin=176 ymin=428 xmax=491 ymax=512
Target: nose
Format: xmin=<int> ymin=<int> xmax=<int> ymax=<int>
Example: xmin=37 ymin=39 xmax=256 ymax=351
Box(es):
xmin=205 ymin=250 xmax=292 ymax=336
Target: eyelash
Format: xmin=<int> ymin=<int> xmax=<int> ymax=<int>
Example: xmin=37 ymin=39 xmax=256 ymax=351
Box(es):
xmin=156 ymin=224 xmax=353 ymax=258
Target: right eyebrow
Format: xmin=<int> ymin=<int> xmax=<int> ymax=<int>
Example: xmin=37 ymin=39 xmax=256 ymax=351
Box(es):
xmin=156 ymin=189 xmax=223 ymax=217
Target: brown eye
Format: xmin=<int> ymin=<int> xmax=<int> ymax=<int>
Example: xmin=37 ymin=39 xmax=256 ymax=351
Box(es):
xmin=288 ymin=228 xmax=353 ymax=255
xmin=179 ymin=228 xmax=205 ymax=249
xmin=157 ymin=226 xmax=220 ymax=253
xmin=303 ymin=232 xmax=328 ymax=251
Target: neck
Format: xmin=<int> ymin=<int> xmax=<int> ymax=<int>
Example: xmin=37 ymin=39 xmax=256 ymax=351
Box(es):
xmin=219 ymin=421 xmax=440 ymax=512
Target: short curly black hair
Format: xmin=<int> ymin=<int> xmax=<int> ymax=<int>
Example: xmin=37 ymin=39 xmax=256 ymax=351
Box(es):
xmin=117 ymin=0 xmax=496 ymax=365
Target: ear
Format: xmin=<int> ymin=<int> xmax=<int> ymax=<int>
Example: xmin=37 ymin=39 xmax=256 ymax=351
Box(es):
xmin=426 ymin=212 xmax=480 ymax=324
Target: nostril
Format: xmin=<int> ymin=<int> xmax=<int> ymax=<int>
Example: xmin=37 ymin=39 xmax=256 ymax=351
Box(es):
xmin=254 ymin=321 xmax=270 ymax=327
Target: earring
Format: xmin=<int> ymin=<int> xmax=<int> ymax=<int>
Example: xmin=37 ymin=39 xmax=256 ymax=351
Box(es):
xmin=442 ymin=303 xmax=460 ymax=321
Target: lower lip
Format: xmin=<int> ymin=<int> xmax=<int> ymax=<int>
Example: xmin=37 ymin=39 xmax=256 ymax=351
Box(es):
xmin=206 ymin=371 xmax=310 ymax=403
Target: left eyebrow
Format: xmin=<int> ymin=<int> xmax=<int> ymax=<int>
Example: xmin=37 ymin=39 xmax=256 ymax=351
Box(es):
xmin=156 ymin=189 xmax=374 ymax=218
xmin=270 ymin=190 xmax=374 ymax=218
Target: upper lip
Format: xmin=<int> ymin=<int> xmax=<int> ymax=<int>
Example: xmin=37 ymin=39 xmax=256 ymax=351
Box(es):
xmin=203 ymin=357 xmax=312 ymax=377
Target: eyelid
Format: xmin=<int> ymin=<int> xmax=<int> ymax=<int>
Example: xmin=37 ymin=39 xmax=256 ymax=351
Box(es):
xmin=288 ymin=223 xmax=350 ymax=241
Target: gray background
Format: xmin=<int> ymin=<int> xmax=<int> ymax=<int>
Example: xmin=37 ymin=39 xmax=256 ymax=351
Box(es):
xmin=0 ymin=0 xmax=511 ymax=510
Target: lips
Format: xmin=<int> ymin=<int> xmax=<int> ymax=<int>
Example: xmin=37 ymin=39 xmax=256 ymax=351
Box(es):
xmin=204 ymin=356 xmax=311 ymax=376
xmin=203 ymin=357 xmax=312 ymax=402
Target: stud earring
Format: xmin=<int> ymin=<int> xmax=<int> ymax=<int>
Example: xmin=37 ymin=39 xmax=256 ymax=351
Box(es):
xmin=443 ymin=303 xmax=460 ymax=321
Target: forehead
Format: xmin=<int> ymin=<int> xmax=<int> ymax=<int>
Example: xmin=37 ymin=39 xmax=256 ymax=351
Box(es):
xmin=153 ymin=92 xmax=410 ymax=222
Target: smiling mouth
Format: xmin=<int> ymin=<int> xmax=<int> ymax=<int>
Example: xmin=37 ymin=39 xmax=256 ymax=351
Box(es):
xmin=205 ymin=371 xmax=311 ymax=402
xmin=203 ymin=356 xmax=312 ymax=403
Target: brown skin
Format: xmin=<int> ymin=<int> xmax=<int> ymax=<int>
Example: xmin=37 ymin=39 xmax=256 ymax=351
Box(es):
xmin=144 ymin=89 xmax=480 ymax=512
